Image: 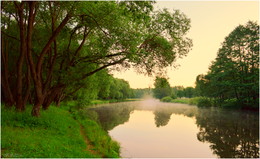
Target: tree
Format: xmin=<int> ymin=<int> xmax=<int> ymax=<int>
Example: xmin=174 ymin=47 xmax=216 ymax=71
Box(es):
xmin=183 ymin=87 xmax=195 ymax=98
xmin=1 ymin=1 xmax=192 ymax=116
xmin=195 ymin=21 xmax=259 ymax=108
xmin=153 ymin=77 xmax=172 ymax=99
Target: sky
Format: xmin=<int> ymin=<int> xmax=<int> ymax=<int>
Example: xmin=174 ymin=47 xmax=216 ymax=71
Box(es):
xmin=112 ymin=1 xmax=259 ymax=89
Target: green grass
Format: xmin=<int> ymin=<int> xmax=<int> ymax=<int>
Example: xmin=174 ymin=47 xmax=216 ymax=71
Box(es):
xmin=170 ymin=98 xmax=191 ymax=104
xmin=170 ymin=97 xmax=213 ymax=107
xmin=73 ymin=107 xmax=120 ymax=158
xmin=1 ymin=102 xmax=120 ymax=158
xmin=79 ymin=118 xmax=120 ymax=157
xmin=170 ymin=97 xmax=243 ymax=109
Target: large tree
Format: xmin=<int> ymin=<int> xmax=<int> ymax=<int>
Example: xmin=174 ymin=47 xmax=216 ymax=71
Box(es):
xmin=1 ymin=1 xmax=192 ymax=116
xmin=153 ymin=76 xmax=172 ymax=99
xmin=195 ymin=21 xmax=259 ymax=108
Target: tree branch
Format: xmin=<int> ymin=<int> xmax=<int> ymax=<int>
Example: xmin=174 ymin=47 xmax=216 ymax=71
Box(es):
xmin=36 ymin=13 xmax=71 ymax=79
xmin=81 ymin=57 xmax=127 ymax=80
xmin=1 ymin=31 xmax=20 ymax=41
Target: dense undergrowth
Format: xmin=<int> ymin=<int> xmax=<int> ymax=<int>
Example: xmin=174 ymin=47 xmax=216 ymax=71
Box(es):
xmin=1 ymin=101 xmax=120 ymax=158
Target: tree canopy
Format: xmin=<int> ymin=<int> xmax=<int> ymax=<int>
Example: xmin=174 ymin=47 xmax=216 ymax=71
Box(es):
xmin=1 ymin=1 xmax=192 ymax=116
xmin=153 ymin=76 xmax=172 ymax=99
xmin=195 ymin=21 xmax=259 ymax=108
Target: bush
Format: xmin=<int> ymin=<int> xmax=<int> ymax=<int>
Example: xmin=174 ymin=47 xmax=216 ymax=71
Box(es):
xmin=170 ymin=92 xmax=178 ymax=99
xmin=196 ymin=97 xmax=213 ymax=107
xmin=188 ymin=97 xmax=199 ymax=105
xmin=222 ymin=98 xmax=241 ymax=108
xmin=161 ymin=96 xmax=173 ymax=102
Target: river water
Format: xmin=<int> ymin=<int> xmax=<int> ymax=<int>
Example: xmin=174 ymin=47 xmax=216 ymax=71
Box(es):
xmin=88 ymin=99 xmax=259 ymax=158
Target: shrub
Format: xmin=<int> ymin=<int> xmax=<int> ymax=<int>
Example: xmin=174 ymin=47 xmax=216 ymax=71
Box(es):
xmin=222 ymin=98 xmax=241 ymax=108
xmin=188 ymin=97 xmax=199 ymax=105
xmin=196 ymin=97 xmax=213 ymax=107
xmin=170 ymin=92 xmax=178 ymax=99
xmin=161 ymin=96 xmax=173 ymax=102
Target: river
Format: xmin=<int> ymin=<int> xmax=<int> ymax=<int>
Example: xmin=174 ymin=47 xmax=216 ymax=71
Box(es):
xmin=88 ymin=99 xmax=259 ymax=158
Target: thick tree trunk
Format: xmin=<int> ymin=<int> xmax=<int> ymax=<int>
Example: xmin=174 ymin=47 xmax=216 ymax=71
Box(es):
xmin=1 ymin=35 xmax=15 ymax=107
xmin=16 ymin=12 xmax=26 ymax=111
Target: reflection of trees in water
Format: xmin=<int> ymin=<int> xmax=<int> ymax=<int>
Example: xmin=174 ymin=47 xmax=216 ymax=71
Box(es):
xmin=195 ymin=108 xmax=259 ymax=158
xmin=89 ymin=104 xmax=134 ymax=131
xmin=90 ymin=102 xmax=259 ymax=158
xmin=154 ymin=110 xmax=172 ymax=127
xmin=153 ymin=106 xmax=197 ymax=127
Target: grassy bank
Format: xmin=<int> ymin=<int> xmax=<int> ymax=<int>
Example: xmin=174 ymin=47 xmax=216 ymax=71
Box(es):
xmin=89 ymin=98 xmax=140 ymax=105
xmin=1 ymin=102 xmax=120 ymax=158
xmin=161 ymin=96 xmax=257 ymax=110
xmin=161 ymin=96 xmax=221 ymax=107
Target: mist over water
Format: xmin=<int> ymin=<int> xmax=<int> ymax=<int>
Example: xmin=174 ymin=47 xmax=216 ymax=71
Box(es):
xmin=88 ymin=100 xmax=259 ymax=158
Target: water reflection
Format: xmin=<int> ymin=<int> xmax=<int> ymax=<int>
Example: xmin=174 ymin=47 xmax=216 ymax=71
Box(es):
xmin=196 ymin=108 xmax=259 ymax=158
xmin=88 ymin=103 xmax=135 ymax=131
xmin=88 ymin=100 xmax=259 ymax=158
xmin=154 ymin=110 xmax=172 ymax=127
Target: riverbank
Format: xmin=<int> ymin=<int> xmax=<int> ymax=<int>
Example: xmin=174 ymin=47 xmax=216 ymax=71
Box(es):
xmin=1 ymin=101 xmax=121 ymax=158
xmin=161 ymin=97 xmax=259 ymax=111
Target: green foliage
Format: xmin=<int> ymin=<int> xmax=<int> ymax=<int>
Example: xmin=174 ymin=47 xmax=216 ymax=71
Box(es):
xmin=195 ymin=21 xmax=259 ymax=109
xmin=2 ymin=1 xmax=192 ymax=114
xmin=153 ymin=76 xmax=172 ymax=99
xmin=222 ymin=98 xmax=242 ymax=109
xmin=70 ymin=69 xmax=133 ymax=106
xmin=161 ymin=96 xmax=173 ymax=102
xmin=131 ymin=88 xmax=152 ymax=98
xmin=172 ymin=86 xmax=196 ymax=98
xmin=196 ymin=97 xmax=213 ymax=107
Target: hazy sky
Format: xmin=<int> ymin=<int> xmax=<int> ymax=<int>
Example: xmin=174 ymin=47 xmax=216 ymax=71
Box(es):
xmin=112 ymin=1 xmax=259 ymax=89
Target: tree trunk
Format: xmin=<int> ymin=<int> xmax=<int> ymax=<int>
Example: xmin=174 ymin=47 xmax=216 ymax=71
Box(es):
xmin=31 ymin=98 xmax=43 ymax=117
xmin=16 ymin=12 xmax=26 ymax=111
xmin=43 ymin=85 xmax=65 ymax=110
xmin=1 ymin=34 xmax=15 ymax=107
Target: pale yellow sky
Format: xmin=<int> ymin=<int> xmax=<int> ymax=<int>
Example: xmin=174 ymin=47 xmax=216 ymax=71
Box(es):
xmin=112 ymin=1 xmax=259 ymax=88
